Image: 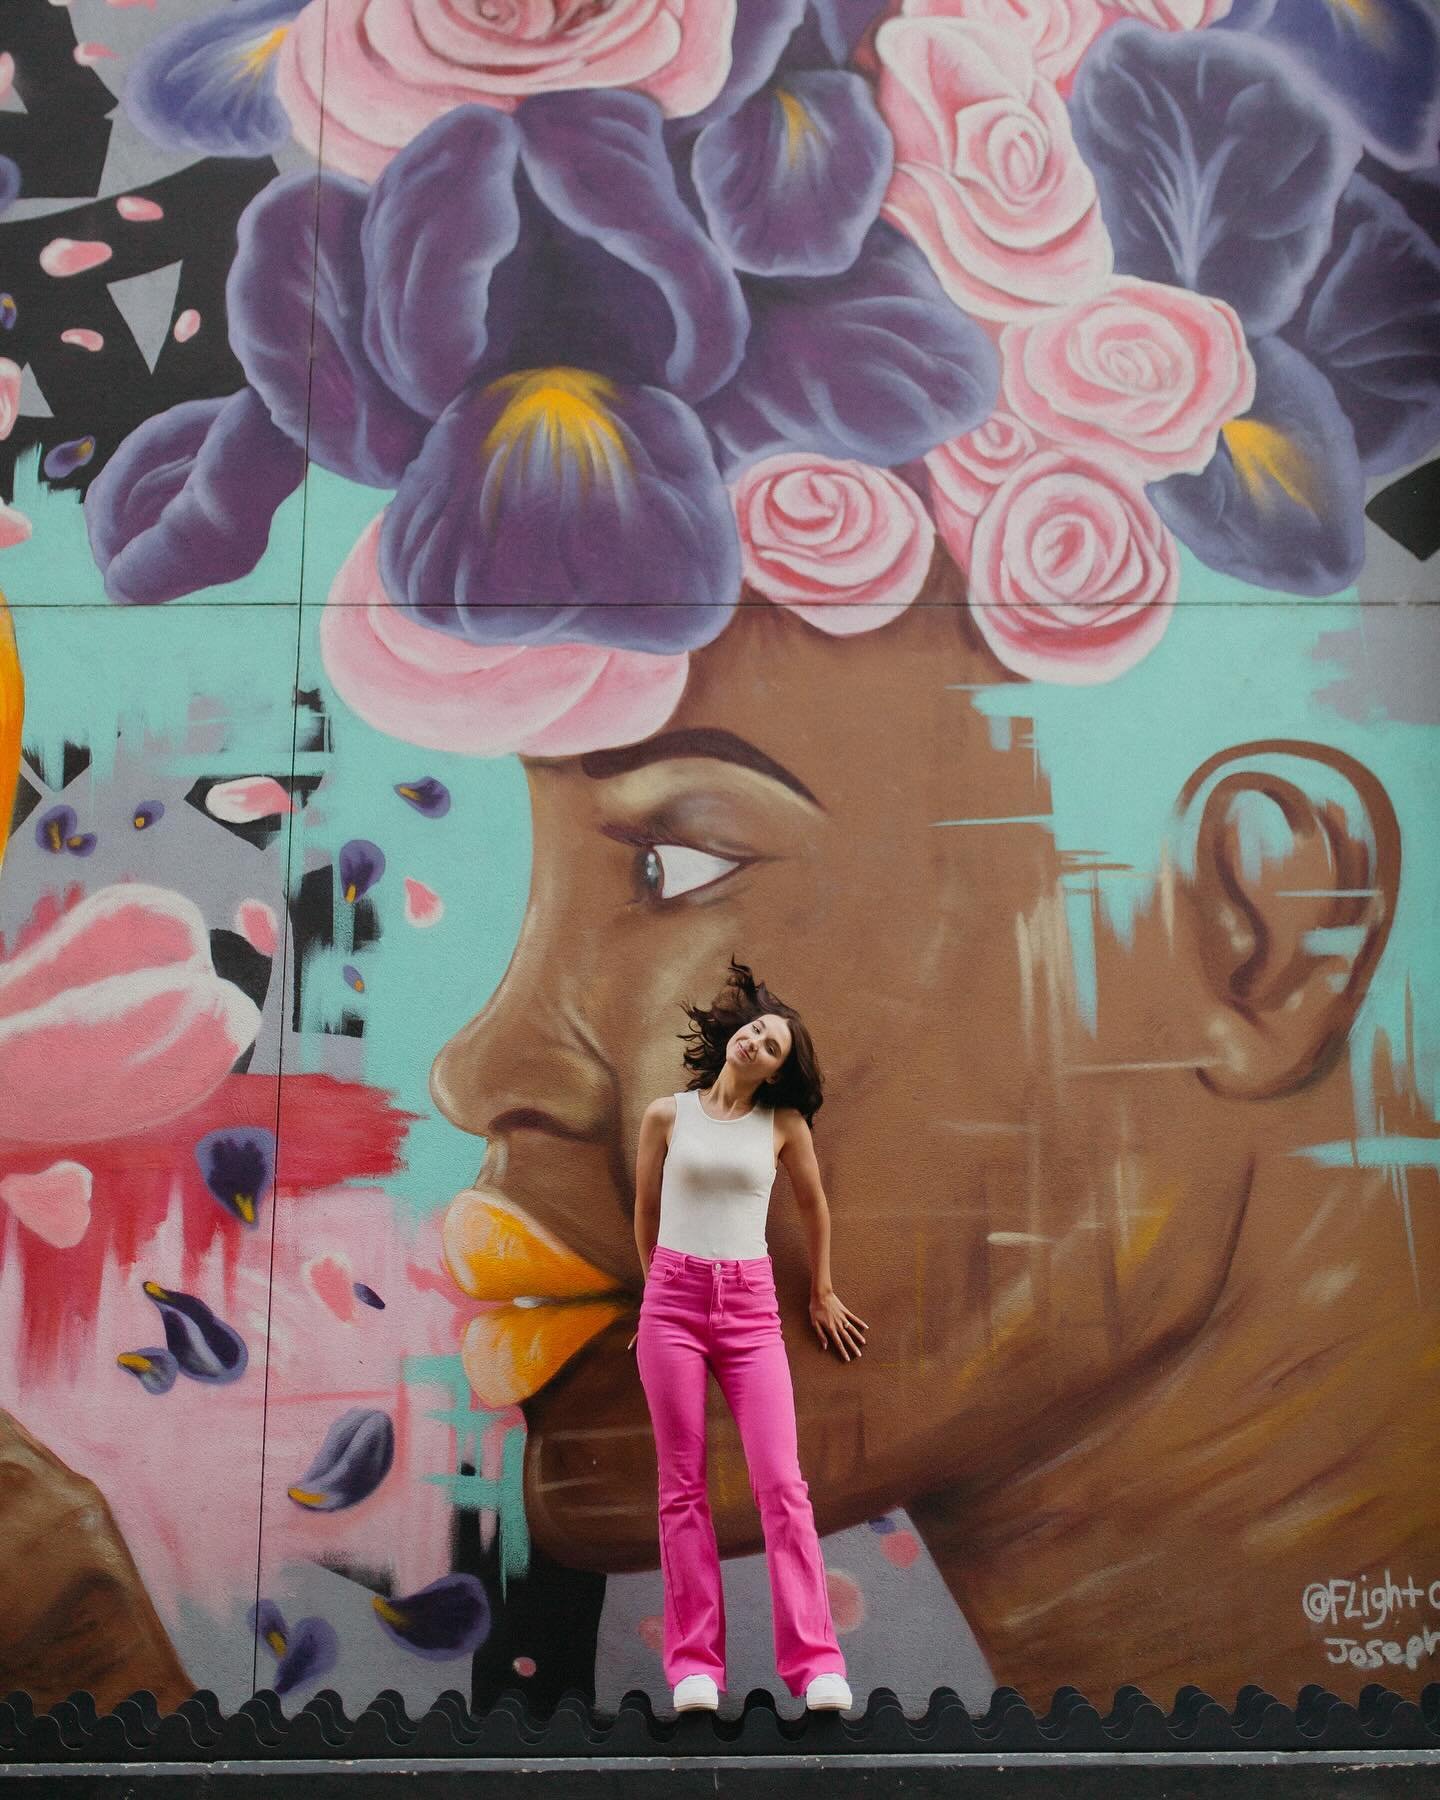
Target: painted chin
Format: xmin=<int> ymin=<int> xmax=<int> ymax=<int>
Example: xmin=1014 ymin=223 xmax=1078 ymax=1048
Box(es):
xmin=520 ymin=1317 xmax=661 ymax=1572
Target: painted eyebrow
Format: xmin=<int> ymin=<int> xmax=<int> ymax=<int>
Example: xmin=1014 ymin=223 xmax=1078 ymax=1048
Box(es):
xmin=579 ymin=728 xmax=822 ymax=809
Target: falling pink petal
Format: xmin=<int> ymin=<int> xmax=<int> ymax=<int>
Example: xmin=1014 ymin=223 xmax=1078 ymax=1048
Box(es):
xmin=637 ymin=1616 xmax=664 ymax=1654
xmin=0 ymin=358 xmax=19 ymax=442
xmin=107 ymin=0 xmax=157 ymax=8
xmin=173 ymin=308 xmax=201 ymax=343
xmin=0 ymin=1162 xmax=93 ymax=1248
xmin=0 ymin=54 xmax=14 ymax=100
xmin=60 ymin=329 xmax=104 ymax=352
xmin=825 ymin=1569 xmax=865 ymax=1633
xmin=40 ymin=238 xmax=113 ymax=278
xmin=116 ymin=194 xmax=163 ymax=222
xmin=880 ymin=1529 xmax=921 ymax=1570
xmin=204 ymin=776 xmax=295 ymax=824
xmin=74 ymin=42 xmax=120 ymax=65
xmin=0 ymin=505 xmax=31 ymax=551
xmin=403 ymin=878 xmax=443 ymax=928
xmin=512 ymin=1657 xmax=536 ymax=1678
xmin=234 ymin=899 xmax=278 ymax=957
xmin=305 ymin=1255 xmax=357 ymax=1323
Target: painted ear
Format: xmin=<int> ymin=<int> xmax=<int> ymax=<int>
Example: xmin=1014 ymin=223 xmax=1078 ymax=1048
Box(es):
xmin=1179 ymin=742 xmax=1399 ymax=1100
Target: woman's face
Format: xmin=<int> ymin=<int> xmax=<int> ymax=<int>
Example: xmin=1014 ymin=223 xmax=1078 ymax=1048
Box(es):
xmin=727 ymin=1013 xmax=792 ymax=1087
xmin=431 ymin=595 xmax=1253 ymax=1570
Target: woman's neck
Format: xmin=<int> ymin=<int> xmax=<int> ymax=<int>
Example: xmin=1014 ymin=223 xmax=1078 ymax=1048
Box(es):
xmin=705 ymin=1068 xmax=759 ymax=1114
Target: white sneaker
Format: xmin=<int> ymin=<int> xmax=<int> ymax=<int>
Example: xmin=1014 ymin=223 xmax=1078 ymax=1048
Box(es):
xmin=672 ymin=1673 xmax=720 ymax=1712
xmin=805 ymin=1673 xmax=853 ymax=1711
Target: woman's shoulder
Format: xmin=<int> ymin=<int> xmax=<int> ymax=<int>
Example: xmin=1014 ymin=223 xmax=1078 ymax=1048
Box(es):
xmin=770 ymin=1104 xmax=809 ymax=1143
xmin=642 ymin=1093 xmax=680 ymax=1125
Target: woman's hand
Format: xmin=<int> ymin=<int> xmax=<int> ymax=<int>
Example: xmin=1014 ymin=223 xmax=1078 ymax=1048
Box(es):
xmin=809 ymin=1289 xmax=868 ymax=1362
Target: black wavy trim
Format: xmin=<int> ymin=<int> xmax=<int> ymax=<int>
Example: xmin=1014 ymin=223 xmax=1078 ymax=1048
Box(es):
xmin=2 ymin=1682 xmax=1437 ymax=1761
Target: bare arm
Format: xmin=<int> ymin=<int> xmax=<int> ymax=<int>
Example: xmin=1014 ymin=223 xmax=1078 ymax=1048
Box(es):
xmin=633 ymin=1095 xmax=674 ymax=1280
xmin=778 ymin=1112 xmax=869 ymax=1362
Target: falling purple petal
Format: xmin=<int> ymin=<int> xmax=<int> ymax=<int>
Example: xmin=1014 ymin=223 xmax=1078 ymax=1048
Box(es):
xmin=393 ymin=776 xmax=450 ymax=818
xmin=272 ymin=1617 xmax=339 ymax=1696
xmin=342 ymin=964 xmax=365 ymax=993
xmin=372 ymin=1575 xmax=491 ymax=1660
xmin=143 ymin=1280 xmax=249 ymax=1383
xmin=287 ymin=1407 xmax=394 ymax=1512
xmin=35 ymin=806 xmax=77 ymax=854
xmin=116 ymin=1346 xmax=179 ymax=1396
xmin=249 ymin=1598 xmax=288 ymax=1651
xmin=195 ymin=1126 xmax=275 ymax=1228
xmin=132 ymin=799 xmax=165 ymax=830
xmin=867 ymin=1515 xmax=898 ymax=1535
xmin=352 ymin=1282 xmax=385 ymax=1310
xmin=338 ymin=839 xmax=385 ymax=904
xmin=0 ymin=295 xmax=15 ymax=330
xmin=43 ymin=436 xmax=97 ymax=481
xmin=66 ymin=833 xmax=98 ymax=858
xmin=0 ymin=156 xmax=19 ymax=216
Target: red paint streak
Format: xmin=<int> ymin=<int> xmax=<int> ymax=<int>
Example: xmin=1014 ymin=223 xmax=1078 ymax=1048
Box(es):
xmin=0 ymin=1074 xmax=416 ymax=1374
xmin=0 ymin=883 xmax=85 ymax=960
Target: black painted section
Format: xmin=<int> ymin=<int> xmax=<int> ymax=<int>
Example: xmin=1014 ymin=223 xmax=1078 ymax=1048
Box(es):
xmin=1366 ymin=459 xmax=1440 ymax=561
xmin=2 ymin=1682 xmax=1437 ymax=1765
xmin=1 ymin=1760 xmax=1438 ymax=1798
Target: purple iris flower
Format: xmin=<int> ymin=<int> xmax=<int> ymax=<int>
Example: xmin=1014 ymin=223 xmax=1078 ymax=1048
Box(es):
xmin=86 ymin=80 xmax=995 ymax=650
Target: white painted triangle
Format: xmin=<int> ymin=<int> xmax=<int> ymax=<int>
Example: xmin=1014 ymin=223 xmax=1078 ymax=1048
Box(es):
xmin=108 ymin=262 xmax=182 ymax=371
xmin=0 ymin=86 xmax=25 ymax=115
xmin=18 ymin=362 xmax=51 ymax=418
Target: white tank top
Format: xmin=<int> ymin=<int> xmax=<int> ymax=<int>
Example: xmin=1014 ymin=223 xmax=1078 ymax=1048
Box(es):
xmin=655 ymin=1088 xmax=777 ymax=1260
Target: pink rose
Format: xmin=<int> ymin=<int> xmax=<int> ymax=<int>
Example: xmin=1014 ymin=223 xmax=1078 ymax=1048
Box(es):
xmin=902 ymin=0 xmax=1106 ymax=86
xmin=321 ymin=515 xmax=690 ymax=755
xmin=734 ymin=454 xmax=934 ymax=636
xmin=277 ymin=0 xmax=738 ymax=182
xmin=876 ymin=18 xmax=1112 ymax=321
xmin=925 ymin=409 xmax=1040 ymax=566
xmin=1001 ymin=277 xmax=1255 ymax=480
xmin=967 ymin=449 xmax=1177 ymax=683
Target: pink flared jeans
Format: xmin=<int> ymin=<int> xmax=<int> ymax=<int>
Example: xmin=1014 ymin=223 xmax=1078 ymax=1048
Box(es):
xmin=635 ymin=1245 xmax=845 ymax=1696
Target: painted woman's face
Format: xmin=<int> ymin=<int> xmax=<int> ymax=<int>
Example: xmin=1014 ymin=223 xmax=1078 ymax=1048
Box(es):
xmin=431 ymin=596 xmax=1261 ymax=1571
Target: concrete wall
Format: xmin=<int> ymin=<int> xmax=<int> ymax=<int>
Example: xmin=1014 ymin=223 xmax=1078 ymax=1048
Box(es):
xmin=1 ymin=0 xmax=1437 ymax=1722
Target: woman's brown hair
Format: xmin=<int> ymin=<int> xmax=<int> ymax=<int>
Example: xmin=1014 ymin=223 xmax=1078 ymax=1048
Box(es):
xmin=678 ymin=957 xmax=825 ymax=1126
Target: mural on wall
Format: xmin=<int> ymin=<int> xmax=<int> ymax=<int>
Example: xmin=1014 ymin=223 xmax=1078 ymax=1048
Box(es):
xmin=1 ymin=0 xmax=1438 ymax=1721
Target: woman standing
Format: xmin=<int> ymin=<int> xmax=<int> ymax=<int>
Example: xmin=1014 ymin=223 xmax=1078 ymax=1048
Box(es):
xmin=633 ymin=959 xmax=868 ymax=1714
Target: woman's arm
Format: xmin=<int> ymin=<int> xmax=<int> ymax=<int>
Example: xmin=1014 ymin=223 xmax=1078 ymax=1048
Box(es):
xmin=778 ymin=1112 xmax=868 ymax=1362
xmin=633 ymin=1096 xmax=674 ymax=1279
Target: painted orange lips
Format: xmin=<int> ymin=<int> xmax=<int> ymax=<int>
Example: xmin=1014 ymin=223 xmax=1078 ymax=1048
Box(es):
xmin=442 ymin=1189 xmax=630 ymax=1408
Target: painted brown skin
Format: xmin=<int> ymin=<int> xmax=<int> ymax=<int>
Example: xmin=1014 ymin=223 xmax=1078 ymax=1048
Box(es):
xmin=432 ymin=559 xmax=1439 ymax=1703
xmin=0 ymin=1411 xmax=192 ymax=1711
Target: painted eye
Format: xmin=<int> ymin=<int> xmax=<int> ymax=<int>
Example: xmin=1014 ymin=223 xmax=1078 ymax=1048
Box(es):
xmin=639 ymin=844 xmax=742 ymax=901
